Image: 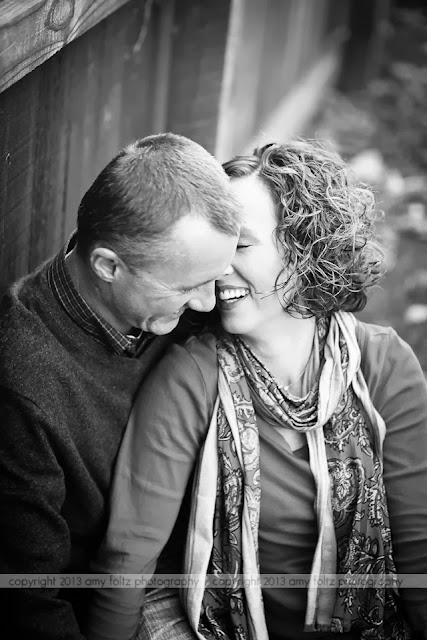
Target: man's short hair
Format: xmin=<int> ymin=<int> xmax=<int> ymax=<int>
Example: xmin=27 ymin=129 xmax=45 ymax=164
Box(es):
xmin=76 ymin=133 xmax=240 ymax=270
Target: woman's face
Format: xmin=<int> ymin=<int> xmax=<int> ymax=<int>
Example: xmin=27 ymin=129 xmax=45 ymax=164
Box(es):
xmin=216 ymin=174 xmax=288 ymax=339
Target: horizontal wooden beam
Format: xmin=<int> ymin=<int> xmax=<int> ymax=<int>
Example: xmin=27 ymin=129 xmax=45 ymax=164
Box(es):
xmin=0 ymin=0 xmax=133 ymax=93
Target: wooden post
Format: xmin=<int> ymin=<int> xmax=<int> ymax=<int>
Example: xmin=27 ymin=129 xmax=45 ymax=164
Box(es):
xmin=165 ymin=0 xmax=232 ymax=154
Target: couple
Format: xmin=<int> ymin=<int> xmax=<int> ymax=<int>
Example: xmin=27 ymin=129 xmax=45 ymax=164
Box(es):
xmin=87 ymin=139 xmax=426 ymax=638
xmin=1 ymin=133 xmax=426 ymax=640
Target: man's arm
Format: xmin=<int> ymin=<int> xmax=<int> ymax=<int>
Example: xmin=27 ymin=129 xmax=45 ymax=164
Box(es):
xmin=0 ymin=388 xmax=85 ymax=640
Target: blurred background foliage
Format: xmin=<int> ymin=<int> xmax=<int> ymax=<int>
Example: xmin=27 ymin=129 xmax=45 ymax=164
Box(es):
xmin=306 ymin=5 xmax=427 ymax=374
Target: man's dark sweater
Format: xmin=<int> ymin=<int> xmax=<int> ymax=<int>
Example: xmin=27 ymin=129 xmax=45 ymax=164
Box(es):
xmin=0 ymin=260 xmax=186 ymax=640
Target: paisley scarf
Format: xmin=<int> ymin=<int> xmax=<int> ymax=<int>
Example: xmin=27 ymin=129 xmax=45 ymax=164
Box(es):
xmin=182 ymin=311 xmax=410 ymax=639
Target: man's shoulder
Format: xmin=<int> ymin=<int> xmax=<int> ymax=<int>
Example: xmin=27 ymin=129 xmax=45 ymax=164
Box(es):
xmin=1 ymin=262 xmax=50 ymax=326
xmin=0 ymin=265 xmax=67 ymax=391
xmin=0 ymin=259 xmax=51 ymax=321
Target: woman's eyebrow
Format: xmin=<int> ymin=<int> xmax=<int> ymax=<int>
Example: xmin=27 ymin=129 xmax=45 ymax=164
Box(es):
xmin=239 ymin=227 xmax=259 ymax=242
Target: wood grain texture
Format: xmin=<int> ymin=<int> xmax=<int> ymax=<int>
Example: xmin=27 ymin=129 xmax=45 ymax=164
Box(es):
xmin=166 ymin=0 xmax=232 ymax=154
xmin=0 ymin=0 xmax=166 ymax=290
xmin=0 ymin=0 xmax=133 ymax=93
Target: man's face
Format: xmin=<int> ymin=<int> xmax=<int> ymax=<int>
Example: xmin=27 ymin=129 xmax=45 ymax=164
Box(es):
xmin=108 ymin=214 xmax=238 ymax=335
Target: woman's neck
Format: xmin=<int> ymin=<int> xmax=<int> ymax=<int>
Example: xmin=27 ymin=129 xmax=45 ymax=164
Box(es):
xmin=241 ymin=314 xmax=317 ymax=389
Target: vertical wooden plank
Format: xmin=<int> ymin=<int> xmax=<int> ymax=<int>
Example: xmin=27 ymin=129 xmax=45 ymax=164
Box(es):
xmin=166 ymin=0 xmax=232 ymax=153
xmin=255 ymin=0 xmax=297 ymax=129
xmin=298 ymin=0 xmax=318 ymax=77
xmin=286 ymin=0 xmax=310 ymax=89
xmin=119 ymin=0 xmax=166 ymax=143
xmin=151 ymin=0 xmax=175 ymax=134
xmin=64 ymin=0 xmax=163 ymax=239
xmin=218 ymin=0 xmax=320 ymax=158
xmin=217 ymin=0 xmax=350 ymax=160
xmin=0 ymin=72 xmax=38 ymax=287
xmin=230 ymin=0 xmax=268 ymax=153
xmin=63 ymin=21 xmax=104 ymax=238
xmin=29 ymin=51 xmax=70 ymax=270
xmin=271 ymin=0 xmax=300 ymax=101
xmin=254 ymin=0 xmax=337 ymax=146
xmin=215 ymin=0 xmax=244 ymax=161
xmin=215 ymin=0 xmax=269 ymax=160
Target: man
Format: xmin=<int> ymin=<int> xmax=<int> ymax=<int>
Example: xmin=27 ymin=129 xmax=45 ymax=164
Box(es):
xmin=0 ymin=133 xmax=240 ymax=639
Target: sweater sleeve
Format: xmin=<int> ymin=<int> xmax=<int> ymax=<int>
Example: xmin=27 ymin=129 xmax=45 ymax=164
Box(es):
xmin=86 ymin=336 xmax=217 ymax=640
xmin=359 ymin=324 xmax=427 ymax=633
xmin=0 ymin=388 xmax=85 ymax=640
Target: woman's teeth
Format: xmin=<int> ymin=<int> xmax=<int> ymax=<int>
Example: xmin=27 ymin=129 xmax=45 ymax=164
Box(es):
xmin=218 ymin=288 xmax=249 ymax=300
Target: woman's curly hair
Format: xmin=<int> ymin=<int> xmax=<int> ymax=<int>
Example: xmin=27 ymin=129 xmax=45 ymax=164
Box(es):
xmin=223 ymin=140 xmax=384 ymax=317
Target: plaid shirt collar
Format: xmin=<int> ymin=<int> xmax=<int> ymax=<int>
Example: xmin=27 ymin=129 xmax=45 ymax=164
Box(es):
xmin=47 ymin=234 xmax=152 ymax=357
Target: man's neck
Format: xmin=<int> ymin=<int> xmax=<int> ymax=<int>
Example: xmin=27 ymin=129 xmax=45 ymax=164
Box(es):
xmin=65 ymin=248 xmax=91 ymax=301
xmin=65 ymin=249 xmax=124 ymax=330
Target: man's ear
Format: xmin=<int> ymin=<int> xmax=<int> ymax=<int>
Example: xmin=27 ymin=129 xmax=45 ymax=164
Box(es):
xmin=90 ymin=247 xmax=122 ymax=283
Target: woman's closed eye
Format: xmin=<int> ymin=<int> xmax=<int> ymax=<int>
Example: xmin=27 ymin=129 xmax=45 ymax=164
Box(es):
xmin=237 ymin=244 xmax=251 ymax=250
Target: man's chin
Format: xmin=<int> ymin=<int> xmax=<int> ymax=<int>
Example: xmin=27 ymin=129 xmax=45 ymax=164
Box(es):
xmin=145 ymin=315 xmax=181 ymax=336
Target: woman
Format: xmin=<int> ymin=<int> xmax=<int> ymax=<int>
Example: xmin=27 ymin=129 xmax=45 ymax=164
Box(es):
xmin=87 ymin=141 xmax=427 ymax=640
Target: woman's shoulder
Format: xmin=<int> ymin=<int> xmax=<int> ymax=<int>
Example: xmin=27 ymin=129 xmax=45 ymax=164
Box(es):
xmin=180 ymin=329 xmax=218 ymax=358
xmin=132 ymin=330 xmax=219 ymax=426
xmin=355 ymin=318 xmax=415 ymax=365
xmin=355 ymin=318 xmax=425 ymax=406
xmin=173 ymin=329 xmax=218 ymax=370
xmin=150 ymin=329 xmax=219 ymax=396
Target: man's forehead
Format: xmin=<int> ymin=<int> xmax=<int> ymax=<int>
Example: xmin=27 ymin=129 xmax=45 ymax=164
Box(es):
xmin=141 ymin=218 xmax=238 ymax=290
xmin=140 ymin=263 xmax=220 ymax=293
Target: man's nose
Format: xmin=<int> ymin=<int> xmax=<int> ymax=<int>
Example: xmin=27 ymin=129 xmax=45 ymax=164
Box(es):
xmin=188 ymin=281 xmax=216 ymax=313
xmin=223 ymin=264 xmax=234 ymax=276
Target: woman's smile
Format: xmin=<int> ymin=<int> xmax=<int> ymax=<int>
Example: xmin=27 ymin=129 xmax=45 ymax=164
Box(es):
xmin=216 ymin=286 xmax=250 ymax=310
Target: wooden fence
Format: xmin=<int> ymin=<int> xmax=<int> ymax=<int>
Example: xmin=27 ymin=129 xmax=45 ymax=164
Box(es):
xmin=0 ymin=0 xmax=353 ymax=292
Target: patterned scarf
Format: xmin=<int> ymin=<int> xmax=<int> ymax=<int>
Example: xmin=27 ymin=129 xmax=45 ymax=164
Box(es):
xmin=182 ymin=312 xmax=410 ymax=640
